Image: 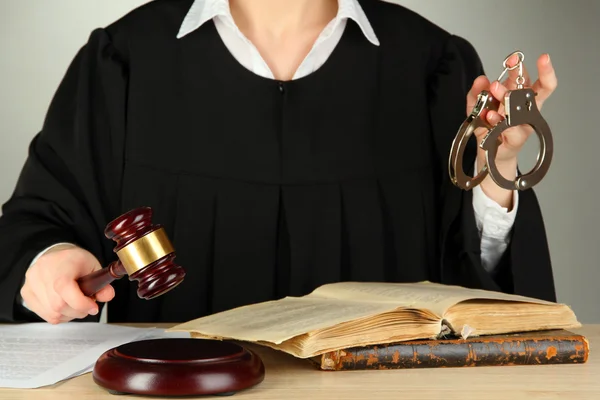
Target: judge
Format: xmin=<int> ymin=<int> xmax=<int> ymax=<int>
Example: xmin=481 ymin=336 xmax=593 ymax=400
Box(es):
xmin=0 ymin=0 xmax=558 ymax=324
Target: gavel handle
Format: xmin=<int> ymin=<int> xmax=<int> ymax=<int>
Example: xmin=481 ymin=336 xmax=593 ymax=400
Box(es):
xmin=77 ymin=261 xmax=127 ymax=297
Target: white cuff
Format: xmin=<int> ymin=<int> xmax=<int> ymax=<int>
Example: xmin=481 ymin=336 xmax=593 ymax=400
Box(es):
xmin=28 ymin=242 xmax=76 ymax=269
xmin=472 ymin=159 xmax=518 ymax=273
xmin=472 ymin=183 xmax=518 ymax=240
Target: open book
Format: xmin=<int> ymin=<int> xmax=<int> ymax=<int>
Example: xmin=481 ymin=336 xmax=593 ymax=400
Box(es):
xmin=168 ymin=282 xmax=580 ymax=358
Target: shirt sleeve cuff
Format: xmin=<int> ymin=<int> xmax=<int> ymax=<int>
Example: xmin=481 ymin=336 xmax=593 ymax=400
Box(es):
xmin=472 ymin=160 xmax=518 ymax=240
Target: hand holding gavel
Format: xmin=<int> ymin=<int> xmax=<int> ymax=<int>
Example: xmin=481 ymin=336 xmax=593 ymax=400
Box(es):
xmin=19 ymin=207 xmax=185 ymax=324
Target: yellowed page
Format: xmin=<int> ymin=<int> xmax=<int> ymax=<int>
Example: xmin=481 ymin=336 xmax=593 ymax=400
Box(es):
xmin=168 ymin=281 xmax=564 ymax=350
xmin=168 ymin=296 xmax=407 ymax=344
xmin=309 ymin=281 xmax=557 ymax=316
xmin=444 ymin=300 xmax=581 ymax=338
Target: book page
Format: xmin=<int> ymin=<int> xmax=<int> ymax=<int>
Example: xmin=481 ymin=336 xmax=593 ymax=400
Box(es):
xmin=309 ymin=281 xmax=557 ymax=316
xmin=168 ymin=296 xmax=405 ymax=345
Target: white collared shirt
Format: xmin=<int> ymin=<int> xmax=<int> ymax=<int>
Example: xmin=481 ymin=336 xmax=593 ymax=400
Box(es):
xmin=177 ymin=0 xmax=379 ymax=80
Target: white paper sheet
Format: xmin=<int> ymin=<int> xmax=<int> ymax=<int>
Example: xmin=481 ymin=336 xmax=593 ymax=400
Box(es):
xmin=0 ymin=323 xmax=190 ymax=389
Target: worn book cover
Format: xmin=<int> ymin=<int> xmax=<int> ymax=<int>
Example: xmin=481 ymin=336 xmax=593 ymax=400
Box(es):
xmin=310 ymin=329 xmax=589 ymax=370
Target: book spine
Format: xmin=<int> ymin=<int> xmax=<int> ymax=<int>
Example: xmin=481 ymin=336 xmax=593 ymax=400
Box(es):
xmin=317 ymin=336 xmax=589 ymax=370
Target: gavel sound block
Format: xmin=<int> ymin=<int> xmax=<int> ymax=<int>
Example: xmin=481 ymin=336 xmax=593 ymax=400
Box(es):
xmin=83 ymin=207 xmax=265 ymax=397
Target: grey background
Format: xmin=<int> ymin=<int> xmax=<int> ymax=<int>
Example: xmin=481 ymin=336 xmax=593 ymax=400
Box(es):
xmin=0 ymin=1 xmax=598 ymax=322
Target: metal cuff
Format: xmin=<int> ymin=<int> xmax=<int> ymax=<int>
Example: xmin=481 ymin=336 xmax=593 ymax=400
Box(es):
xmin=449 ymin=90 xmax=500 ymax=190
xmin=479 ymin=88 xmax=553 ymax=190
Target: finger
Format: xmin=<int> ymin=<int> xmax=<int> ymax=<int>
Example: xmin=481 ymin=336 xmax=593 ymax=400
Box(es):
xmin=25 ymin=274 xmax=61 ymax=320
xmin=489 ymin=80 xmax=509 ymax=105
xmin=471 ymin=110 xmax=505 ymax=141
xmin=41 ymin=288 xmax=84 ymax=321
xmin=94 ymin=284 xmax=115 ymax=303
xmin=532 ymin=54 xmax=557 ymax=107
xmin=46 ymin=288 xmax=89 ymax=319
xmin=466 ymin=75 xmax=491 ymax=115
xmin=54 ymin=277 xmax=99 ymax=316
xmin=21 ymin=285 xmax=64 ymax=324
xmin=32 ymin=265 xmax=84 ymax=320
xmin=504 ymin=53 xmax=531 ymax=89
xmin=484 ymin=110 xmax=504 ymax=129
xmin=19 ymin=284 xmax=38 ymax=314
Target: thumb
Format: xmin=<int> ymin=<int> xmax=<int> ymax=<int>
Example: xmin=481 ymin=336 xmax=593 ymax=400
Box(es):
xmin=67 ymin=249 xmax=104 ymax=278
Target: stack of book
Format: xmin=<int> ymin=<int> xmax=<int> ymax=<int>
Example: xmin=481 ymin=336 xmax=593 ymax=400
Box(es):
xmin=168 ymin=281 xmax=588 ymax=370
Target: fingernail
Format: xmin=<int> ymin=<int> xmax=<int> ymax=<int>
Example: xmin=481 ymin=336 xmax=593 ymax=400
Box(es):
xmin=545 ymin=53 xmax=551 ymax=64
xmin=89 ymin=308 xmax=98 ymax=315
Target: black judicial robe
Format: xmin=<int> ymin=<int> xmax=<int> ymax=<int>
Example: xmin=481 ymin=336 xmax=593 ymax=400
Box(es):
xmin=0 ymin=0 xmax=556 ymax=323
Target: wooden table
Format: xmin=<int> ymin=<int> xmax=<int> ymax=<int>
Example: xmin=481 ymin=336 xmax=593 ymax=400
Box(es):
xmin=1 ymin=324 xmax=598 ymax=400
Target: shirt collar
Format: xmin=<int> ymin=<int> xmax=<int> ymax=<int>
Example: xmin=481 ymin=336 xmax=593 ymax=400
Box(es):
xmin=176 ymin=0 xmax=380 ymax=46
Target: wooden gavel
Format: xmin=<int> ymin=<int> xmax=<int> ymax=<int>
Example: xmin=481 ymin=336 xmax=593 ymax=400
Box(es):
xmin=76 ymin=207 xmax=185 ymax=300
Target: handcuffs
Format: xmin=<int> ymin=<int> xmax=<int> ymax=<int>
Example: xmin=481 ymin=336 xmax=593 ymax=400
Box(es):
xmin=449 ymin=51 xmax=554 ymax=191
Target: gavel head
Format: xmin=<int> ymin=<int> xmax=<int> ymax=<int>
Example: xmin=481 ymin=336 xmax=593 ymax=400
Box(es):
xmin=104 ymin=207 xmax=186 ymax=300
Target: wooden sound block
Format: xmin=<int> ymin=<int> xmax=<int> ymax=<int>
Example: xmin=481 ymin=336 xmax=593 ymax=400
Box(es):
xmin=93 ymin=338 xmax=265 ymax=396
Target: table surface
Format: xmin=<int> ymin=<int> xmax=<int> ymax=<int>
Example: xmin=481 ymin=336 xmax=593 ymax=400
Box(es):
xmin=1 ymin=324 xmax=597 ymax=400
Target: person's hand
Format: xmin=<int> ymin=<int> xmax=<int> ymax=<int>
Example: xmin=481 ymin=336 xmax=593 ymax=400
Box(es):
xmin=20 ymin=245 xmax=115 ymax=324
xmin=466 ymin=53 xmax=557 ymax=207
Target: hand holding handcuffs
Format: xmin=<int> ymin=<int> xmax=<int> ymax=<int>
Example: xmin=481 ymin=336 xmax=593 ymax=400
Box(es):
xmin=449 ymin=51 xmax=553 ymax=191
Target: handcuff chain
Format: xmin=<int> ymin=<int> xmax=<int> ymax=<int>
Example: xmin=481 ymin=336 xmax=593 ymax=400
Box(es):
xmin=497 ymin=51 xmax=526 ymax=89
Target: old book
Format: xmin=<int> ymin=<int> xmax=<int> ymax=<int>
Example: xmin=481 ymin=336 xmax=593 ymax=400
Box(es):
xmin=168 ymin=281 xmax=581 ymax=359
xmin=310 ymin=330 xmax=589 ymax=370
